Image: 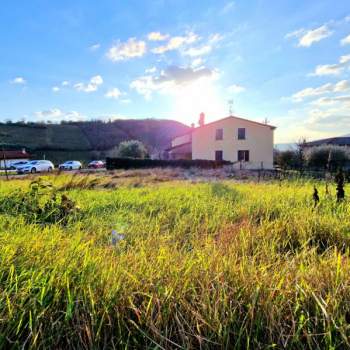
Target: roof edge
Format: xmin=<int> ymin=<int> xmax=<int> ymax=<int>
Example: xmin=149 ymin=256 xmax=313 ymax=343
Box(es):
xmin=173 ymin=115 xmax=276 ymax=139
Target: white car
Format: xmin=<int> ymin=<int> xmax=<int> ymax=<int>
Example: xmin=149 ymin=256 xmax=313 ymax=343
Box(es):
xmin=59 ymin=160 xmax=82 ymax=170
xmin=9 ymin=160 xmax=29 ymax=170
xmin=17 ymin=160 xmax=54 ymax=174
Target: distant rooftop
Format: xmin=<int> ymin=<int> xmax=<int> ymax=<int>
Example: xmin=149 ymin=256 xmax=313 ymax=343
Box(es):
xmin=304 ymin=136 xmax=350 ymax=147
xmin=0 ymin=150 xmax=31 ymax=159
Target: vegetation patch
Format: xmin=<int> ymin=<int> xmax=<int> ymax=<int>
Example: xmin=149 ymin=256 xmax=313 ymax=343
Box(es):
xmin=0 ymin=172 xmax=350 ymax=349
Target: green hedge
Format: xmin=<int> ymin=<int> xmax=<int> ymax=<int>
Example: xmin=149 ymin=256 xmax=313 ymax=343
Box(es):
xmin=106 ymin=158 xmax=231 ymax=170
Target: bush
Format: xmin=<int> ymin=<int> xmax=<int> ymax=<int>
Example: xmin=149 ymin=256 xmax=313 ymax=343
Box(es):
xmin=0 ymin=179 xmax=80 ymax=225
xmin=113 ymin=140 xmax=148 ymax=159
xmin=305 ymin=145 xmax=349 ymax=171
xmin=275 ymin=149 xmax=300 ymax=170
xmin=106 ymin=158 xmax=232 ymax=170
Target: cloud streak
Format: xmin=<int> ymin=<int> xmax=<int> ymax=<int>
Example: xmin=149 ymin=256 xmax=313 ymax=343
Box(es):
xmin=310 ymin=55 xmax=350 ymax=76
xmin=130 ymin=65 xmax=218 ymax=99
xmin=291 ymin=80 xmax=350 ymax=101
xmin=74 ymin=75 xmax=103 ymax=92
xmin=286 ymin=25 xmax=333 ymax=47
xmin=107 ymin=38 xmax=146 ymax=61
xmin=10 ymin=77 xmax=26 ymax=85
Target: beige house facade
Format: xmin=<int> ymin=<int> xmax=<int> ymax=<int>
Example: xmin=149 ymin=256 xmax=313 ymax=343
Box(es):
xmin=167 ymin=116 xmax=276 ymax=169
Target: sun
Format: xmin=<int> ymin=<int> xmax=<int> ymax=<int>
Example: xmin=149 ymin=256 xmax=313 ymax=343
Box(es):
xmin=171 ymin=78 xmax=227 ymax=126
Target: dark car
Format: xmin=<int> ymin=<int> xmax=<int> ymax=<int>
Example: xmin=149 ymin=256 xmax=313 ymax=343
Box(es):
xmin=88 ymin=160 xmax=105 ymax=169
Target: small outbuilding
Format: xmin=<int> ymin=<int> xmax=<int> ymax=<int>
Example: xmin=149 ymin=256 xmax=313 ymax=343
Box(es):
xmin=0 ymin=149 xmax=31 ymax=168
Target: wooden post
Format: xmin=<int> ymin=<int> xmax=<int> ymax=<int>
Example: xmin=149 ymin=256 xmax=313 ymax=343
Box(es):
xmin=2 ymin=149 xmax=9 ymax=181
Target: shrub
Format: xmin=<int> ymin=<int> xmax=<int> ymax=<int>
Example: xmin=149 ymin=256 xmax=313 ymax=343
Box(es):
xmin=275 ymin=149 xmax=300 ymax=169
xmin=112 ymin=140 xmax=148 ymax=159
xmin=304 ymin=145 xmax=349 ymax=171
xmin=106 ymin=157 xmax=232 ymax=170
xmin=0 ymin=178 xmax=80 ymax=225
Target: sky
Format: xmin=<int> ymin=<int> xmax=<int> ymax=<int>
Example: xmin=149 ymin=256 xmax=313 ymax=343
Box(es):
xmin=0 ymin=0 xmax=350 ymax=143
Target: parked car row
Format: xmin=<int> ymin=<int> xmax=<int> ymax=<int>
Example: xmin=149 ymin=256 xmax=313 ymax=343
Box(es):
xmin=10 ymin=160 xmax=106 ymax=174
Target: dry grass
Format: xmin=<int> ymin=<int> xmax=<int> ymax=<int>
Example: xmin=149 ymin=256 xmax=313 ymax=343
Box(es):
xmin=0 ymin=170 xmax=350 ymax=349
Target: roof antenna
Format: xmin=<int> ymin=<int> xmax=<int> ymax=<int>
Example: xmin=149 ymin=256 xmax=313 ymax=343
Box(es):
xmin=263 ymin=117 xmax=270 ymax=125
xmin=228 ymin=99 xmax=234 ymax=116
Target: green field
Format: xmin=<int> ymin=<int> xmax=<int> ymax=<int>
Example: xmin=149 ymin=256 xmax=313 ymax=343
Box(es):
xmin=1 ymin=171 xmax=350 ymax=349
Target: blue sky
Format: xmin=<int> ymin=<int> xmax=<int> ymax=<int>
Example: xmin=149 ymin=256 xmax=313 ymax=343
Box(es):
xmin=0 ymin=0 xmax=350 ymax=142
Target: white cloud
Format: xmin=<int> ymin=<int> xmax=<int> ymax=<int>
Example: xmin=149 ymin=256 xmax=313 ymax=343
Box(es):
xmin=286 ymin=25 xmax=333 ymax=47
xmin=310 ymin=54 xmax=350 ymax=76
xmin=147 ymin=32 xmax=169 ymax=41
xmin=145 ymin=66 xmax=157 ymax=73
xmin=334 ymin=80 xmax=350 ymax=92
xmin=311 ymin=95 xmax=350 ymax=107
xmin=130 ymin=65 xmax=218 ymax=99
xmin=341 ymin=34 xmax=350 ymax=46
xmin=106 ymin=38 xmax=146 ymax=61
xmin=291 ymin=80 xmax=350 ymax=102
xmin=52 ymin=86 xmax=60 ymax=92
xmin=61 ymin=81 xmax=70 ymax=86
xmin=152 ymin=32 xmax=198 ymax=54
xmin=305 ymin=105 xmax=350 ymax=129
xmin=182 ymin=45 xmax=212 ymax=57
xmin=35 ymin=109 xmax=86 ymax=122
xmin=228 ymin=84 xmax=246 ymax=94
xmin=105 ymin=87 xmax=122 ymax=99
xmin=74 ymin=75 xmax=103 ymax=93
xmin=285 ymin=28 xmax=305 ymax=39
xmin=89 ymin=43 xmax=101 ymax=51
xmin=208 ymin=33 xmax=224 ymax=43
xmin=191 ymin=58 xmax=204 ymax=68
xmin=120 ymin=99 xmax=131 ymax=104
xmin=11 ymin=77 xmax=26 ymax=85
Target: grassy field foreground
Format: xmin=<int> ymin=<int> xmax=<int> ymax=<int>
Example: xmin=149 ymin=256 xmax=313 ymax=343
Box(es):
xmin=1 ymin=172 xmax=350 ymax=349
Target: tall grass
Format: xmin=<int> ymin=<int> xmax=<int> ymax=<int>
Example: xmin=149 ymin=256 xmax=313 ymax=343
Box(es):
xmin=0 ymin=174 xmax=350 ymax=349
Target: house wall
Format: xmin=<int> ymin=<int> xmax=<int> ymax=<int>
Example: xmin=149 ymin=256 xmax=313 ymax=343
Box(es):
xmin=171 ymin=133 xmax=192 ymax=147
xmin=168 ymin=143 xmax=192 ymax=160
xmin=191 ymin=117 xmax=274 ymax=169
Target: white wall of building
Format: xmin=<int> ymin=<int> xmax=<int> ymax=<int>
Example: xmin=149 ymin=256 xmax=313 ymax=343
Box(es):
xmin=191 ymin=117 xmax=275 ymax=169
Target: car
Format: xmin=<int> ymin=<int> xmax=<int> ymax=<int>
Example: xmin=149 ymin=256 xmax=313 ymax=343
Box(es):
xmin=59 ymin=160 xmax=82 ymax=170
xmin=9 ymin=161 xmax=29 ymax=170
xmin=88 ymin=160 xmax=105 ymax=169
xmin=16 ymin=160 xmax=54 ymax=174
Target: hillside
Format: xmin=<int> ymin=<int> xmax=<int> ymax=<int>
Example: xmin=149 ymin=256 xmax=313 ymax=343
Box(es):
xmin=0 ymin=119 xmax=189 ymax=163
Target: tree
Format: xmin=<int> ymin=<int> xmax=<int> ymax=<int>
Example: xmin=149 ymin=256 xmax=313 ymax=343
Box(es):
xmin=274 ymin=149 xmax=300 ymax=170
xmin=305 ymin=145 xmax=349 ymax=171
xmin=112 ymin=140 xmax=148 ymax=159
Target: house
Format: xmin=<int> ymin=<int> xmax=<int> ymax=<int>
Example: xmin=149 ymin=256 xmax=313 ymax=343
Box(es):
xmin=303 ymin=136 xmax=350 ymax=149
xmin=166 ymin=114 xmax=276 ymax=169
xmin=0 ymin=149 xmax=31 ymax=169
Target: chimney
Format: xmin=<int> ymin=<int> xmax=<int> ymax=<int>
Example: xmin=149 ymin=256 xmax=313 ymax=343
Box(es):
xmin=198 ymin=112 xmax=205 ymax=127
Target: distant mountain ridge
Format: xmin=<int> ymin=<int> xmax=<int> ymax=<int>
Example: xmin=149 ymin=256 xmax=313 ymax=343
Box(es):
xmin=0 ymin=119 xmax=190 ymax=163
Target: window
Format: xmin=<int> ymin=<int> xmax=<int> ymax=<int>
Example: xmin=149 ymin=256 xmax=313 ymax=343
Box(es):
xmin=215 ymin=128 xmax=223 ymax=140
xmin=238 ymin=128 xmax=246 ymax=140
xmin=238 ymin=150 xmax=249 ymax=162
xmin=215 ymin=150 xmax=223 ymax=161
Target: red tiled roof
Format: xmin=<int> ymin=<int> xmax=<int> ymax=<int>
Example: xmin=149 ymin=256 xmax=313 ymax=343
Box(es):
xmin=0 ymin=150 xmax=31 ymax=159
xmin=173 ymin=115 xmax=276 ymax=139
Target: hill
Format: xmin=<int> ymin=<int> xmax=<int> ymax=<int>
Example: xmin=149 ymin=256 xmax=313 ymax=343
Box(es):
xmin=0 ymin=119 xmax=189 ymax=164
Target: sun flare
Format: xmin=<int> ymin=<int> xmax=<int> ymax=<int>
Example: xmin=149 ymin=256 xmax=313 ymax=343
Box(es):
xmin=171 ymin=78 xmax=227 ymax=125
